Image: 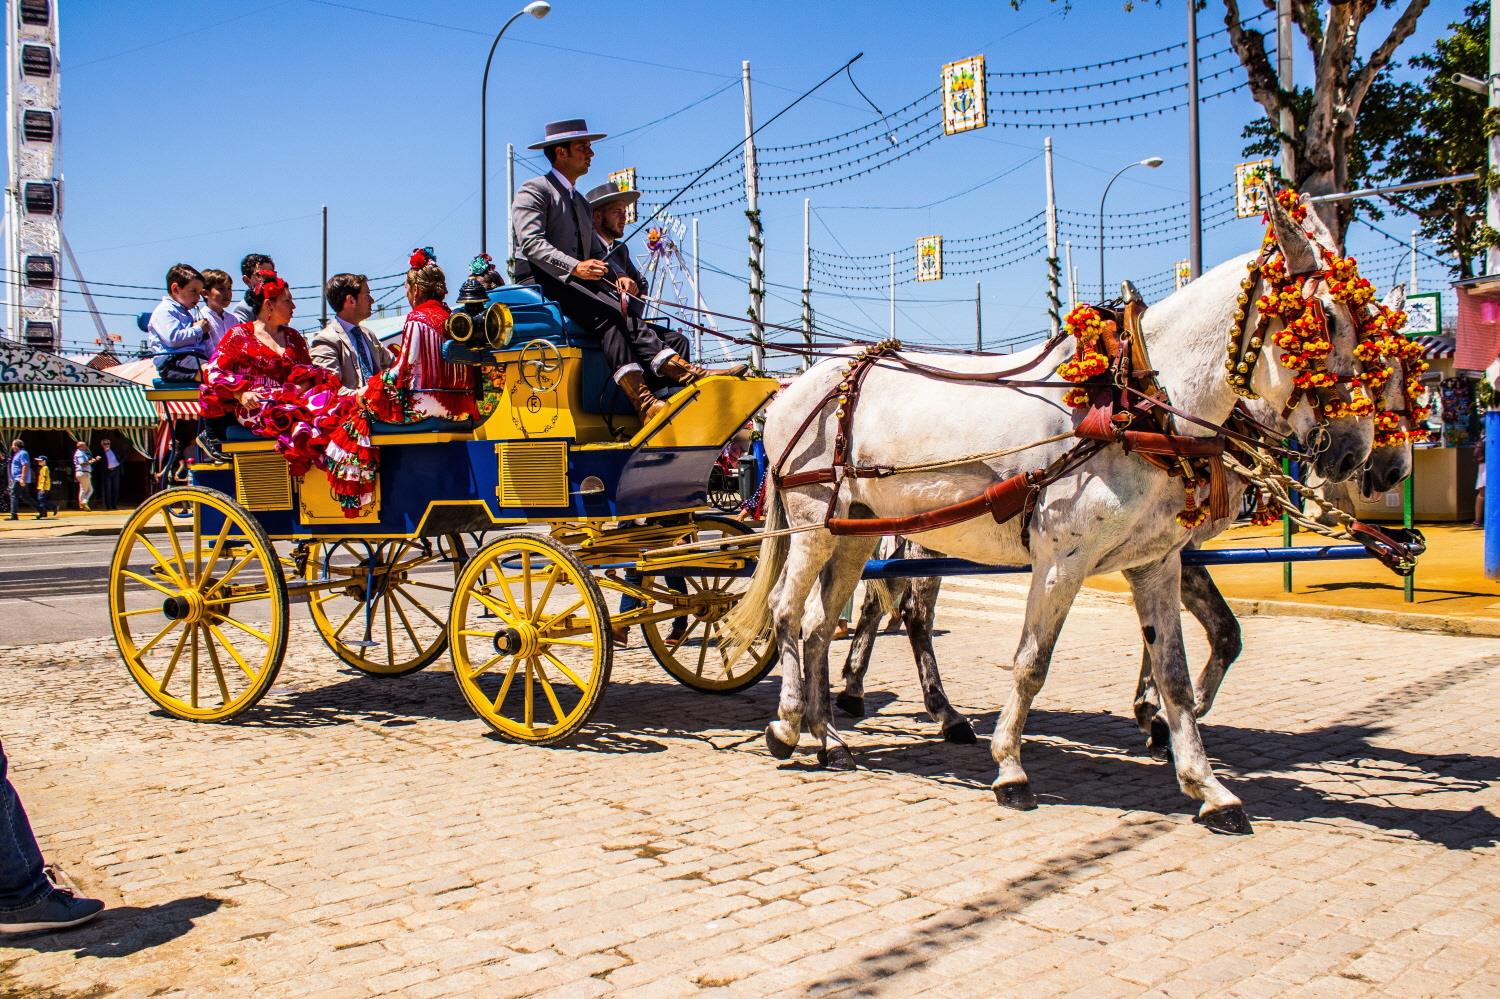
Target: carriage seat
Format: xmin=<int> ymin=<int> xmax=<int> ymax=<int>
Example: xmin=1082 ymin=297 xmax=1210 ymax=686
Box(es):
xmin=151 ymin=377 xmax=200 ymax=390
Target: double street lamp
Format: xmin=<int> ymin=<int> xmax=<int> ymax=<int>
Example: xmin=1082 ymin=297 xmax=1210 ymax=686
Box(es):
xmin=1098 ymin=156 xmax=1164 ymax=302
xmin=480 ymin=1 xmax=551 ymax=256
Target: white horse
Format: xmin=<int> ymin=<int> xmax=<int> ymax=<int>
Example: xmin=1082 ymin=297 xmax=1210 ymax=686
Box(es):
xmin=725 ymin=194 xmax=1373 ymax=834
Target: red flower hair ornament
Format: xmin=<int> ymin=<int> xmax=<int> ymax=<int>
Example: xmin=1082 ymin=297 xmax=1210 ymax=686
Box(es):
xmin=256 ymin=270 xmax=288 ymax=300
xmin=409 ymin=246 xmax=436 ymax=269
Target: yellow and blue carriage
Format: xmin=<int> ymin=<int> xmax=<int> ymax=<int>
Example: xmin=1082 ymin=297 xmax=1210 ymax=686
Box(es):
xmin=112 ymin=284 xmax=779 ymax=744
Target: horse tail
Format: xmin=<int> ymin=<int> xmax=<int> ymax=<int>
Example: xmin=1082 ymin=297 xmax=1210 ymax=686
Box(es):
xmin=722 ymin=485 xmax=787 ymax=665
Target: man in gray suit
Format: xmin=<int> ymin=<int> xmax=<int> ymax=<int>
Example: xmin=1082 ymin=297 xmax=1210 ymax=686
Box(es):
xmin=310 ymin=273 xmax=392 ymax=391
xmin=511 ymin=118 xmax=743 ymax=422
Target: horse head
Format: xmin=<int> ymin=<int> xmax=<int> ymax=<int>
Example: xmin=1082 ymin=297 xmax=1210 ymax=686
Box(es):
xmin=1242 ymin=191 xmax=1376 ymax=483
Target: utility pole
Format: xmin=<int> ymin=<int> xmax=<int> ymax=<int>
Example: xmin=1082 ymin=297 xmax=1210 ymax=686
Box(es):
xmin=801 ymin=198 xmax=812 ymax=366
xmin=1410 ymin=230 xmax=1419 ymax=293
xmin=742 ymin=60 xmax=765 ymax=370
xmin=1277 ymin=0 xmax=1296 ymax=182
xmin=505 ymin=143 xmax=516 ymax=280
xmin=888 ymin=253 xmax=896 ymax=338
xmin=975 ymin=281 xmax=983 ymax=352
xmin=1487 ymin=0 xmax=1499 ymax=580
xmin=1044 ymin=136 xmax=1061 ymax=335
xmin=1186 ymin=0 xmax=1203 ymax=278
xmin=1064 ymin=240 xmax=1076 ymax=307
xmin=692 ymin=216 xmax=703 ymax=360
xmin=320 ymin=205 xmax=329 ymax=324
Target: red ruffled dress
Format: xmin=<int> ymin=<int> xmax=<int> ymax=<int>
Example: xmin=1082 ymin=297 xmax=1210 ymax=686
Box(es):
xmin=201 ymin=323 xmax=378 ymax=516
xmin=368 ymin=300 xmax=477 ymax=422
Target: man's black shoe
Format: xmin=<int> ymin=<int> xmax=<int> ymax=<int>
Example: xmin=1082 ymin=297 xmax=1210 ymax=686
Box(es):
xmin=196 ymin=430 xmax=230 ymax=464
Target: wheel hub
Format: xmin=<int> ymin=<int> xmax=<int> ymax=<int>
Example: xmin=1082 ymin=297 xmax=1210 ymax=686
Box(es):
xmin=493 ymin=623 xmax=541 ymax=658
xmin=161 ymin=590 xmax=208 ymax=624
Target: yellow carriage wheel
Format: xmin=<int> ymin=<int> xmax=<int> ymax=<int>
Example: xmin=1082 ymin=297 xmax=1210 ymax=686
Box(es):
xmin=109 ymin=486 xmax=288 ymax=721
xmin=639 ymin=517 xmax=778 ymax=694
xmin=448 ymin=533 xmax=611 ymax=744
xmin=306 ymin=536 xmax=461 ymax=677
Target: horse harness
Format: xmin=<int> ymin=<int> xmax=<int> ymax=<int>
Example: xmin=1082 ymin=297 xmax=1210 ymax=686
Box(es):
xmin=769 ymin=300 xmax=1238 ymax=542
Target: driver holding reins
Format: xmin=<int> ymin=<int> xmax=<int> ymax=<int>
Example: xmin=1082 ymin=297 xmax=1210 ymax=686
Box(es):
xmin=510 ymin=118 xmax=745 ymax=423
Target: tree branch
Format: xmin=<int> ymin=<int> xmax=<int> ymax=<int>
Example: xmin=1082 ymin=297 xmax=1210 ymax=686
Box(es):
xmin=1224 ymin=0 xmax=1291 ymax=136
xmin=1348 ymin=0 xmax=1432 ymax=116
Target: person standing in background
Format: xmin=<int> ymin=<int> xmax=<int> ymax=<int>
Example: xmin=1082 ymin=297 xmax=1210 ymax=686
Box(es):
xmin=8 ymin=440 xmax=35 ymax=520
xmin=98 ymin=439 xmax=122 ymax=511
xmin=73 ymin=441 xmax=98 ymax=511
xmin=32 ymin=458 xmax=53 ymax=520
xmin=228 ymin=253 xmax=275 ymax=325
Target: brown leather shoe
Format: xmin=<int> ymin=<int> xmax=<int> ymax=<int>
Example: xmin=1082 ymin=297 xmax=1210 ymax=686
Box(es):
xmin=610 ymin=625 xmax=630 ymax=646
xmin=617 ymin=369 xmax=666 ymax=423
xmin=659 ymin=354 xmax=749 ymax=384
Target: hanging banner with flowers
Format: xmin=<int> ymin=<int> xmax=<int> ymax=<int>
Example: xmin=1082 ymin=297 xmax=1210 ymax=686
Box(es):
xmin=608 ymin=167 xmax=638 ymax=224
xmin=915 ymin=235 xmax=943 ymax=282
xmin=1174 ymin=259 xmax=1192 ymax=290
xmin=1235 ymin=159 xmax=1275 ymax=218
xmin=941 ymin=56 xmax=986 ymax=135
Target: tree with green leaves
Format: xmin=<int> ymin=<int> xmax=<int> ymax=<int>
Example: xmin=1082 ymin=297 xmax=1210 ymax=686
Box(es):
xmin=1222 ymin=0 xmax=1432 ymax=241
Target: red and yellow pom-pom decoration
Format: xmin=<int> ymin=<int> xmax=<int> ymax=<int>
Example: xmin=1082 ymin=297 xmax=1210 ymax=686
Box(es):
xmin=1249 ymin=489 xmax=1280 ymax=527
xmin=1175 ymin=477 xmax=1210 ymax=529
xmin=1057 ymin=304 xmax=1112 ymax=408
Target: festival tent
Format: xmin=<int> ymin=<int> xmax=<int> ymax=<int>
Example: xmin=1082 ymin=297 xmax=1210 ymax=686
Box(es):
xmin=0 ymin=339 xmax=155 ymax=454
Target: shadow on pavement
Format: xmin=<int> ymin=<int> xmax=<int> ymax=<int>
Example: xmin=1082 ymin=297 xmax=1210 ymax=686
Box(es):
xmin=2 ymin=895 xmax=222 ymax=959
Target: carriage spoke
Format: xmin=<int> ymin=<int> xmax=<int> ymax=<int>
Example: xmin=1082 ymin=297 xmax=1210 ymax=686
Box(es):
xmin=383 ymin=585 xmax=395 ymax=669
xmin=203 ymin=551 xmax=257 ymax=598
xmin=521 ymin=552 xmax=534 ymax=615
xmin=541 ymin=651 xmax=586 ymax=690
xmin=158 ymin=512 xmax=189 ymax=585
xmin=387 ymin=588 xmax=422 ymax=652
xmin=210 ymin=612 xmax=271 ymax=645
xmin=697 ymin=622 xmax=712 ymax=677
xmin=538 ymin=636 xmax=597 ymax=648
xmin=524 ymin=658 xmax=536 ymax=727
xmin=122 ymin=567 xmax=179 ymax=599
xmin=402 ymin=578 xmax=456 ymax=594
xmin=537 ymin=596 xmax=586 ymax=633
xmin=196 ymin=518 xmax=232 ymax=587
xmin=157 ymin=626 xmax=192 ymax=694
xmin=458 ymin=627 xmax=499 ymax=639
xmin=491 ymin=657 xmax=522 ymax=711
xmin=533 ymin=660 xmax=567 ymax=723
xmin=201 ymin=624 xmax=231 ymax=705
xmin=136 ymin=618 xmax=182 ymax=658
xmin=331 ymin=599 xmax=364 ymax=640
xmin=392 ymin=586 xmax=445 ymax=628
xmin=135 ymin=535 xmax=184 ymax=588
xmin=207 ymin=622 xmax=258 ymax=680
xmin=471 ymin=587 xmax=513 ymax=620
xmin=189 ymin=625 xmax=201 ymax=709
xmin=467 ymin=652 xmax=506 ymax=681
xmin=528 ymin=566 xmax=559 ymax=624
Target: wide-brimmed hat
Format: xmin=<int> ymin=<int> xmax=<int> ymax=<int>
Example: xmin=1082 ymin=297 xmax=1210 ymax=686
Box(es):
xmin=584 ymin=182 xmax=640 ymax=209
xmin=528 ymin=118 xmax=607 ymax=150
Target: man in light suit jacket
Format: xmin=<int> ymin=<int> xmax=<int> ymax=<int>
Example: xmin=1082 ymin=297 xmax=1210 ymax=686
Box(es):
xmin=310 ymin=273 xmax=392 ymax=391
xmin=511 ymin=118 xmax=743 ymax=422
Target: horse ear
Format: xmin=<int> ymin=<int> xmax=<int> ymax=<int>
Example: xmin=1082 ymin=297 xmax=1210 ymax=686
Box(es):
xmin=1266 ymin=191 xmax=1321 ymax=276
xmin=1382 ymin=283 xmax=1407 ymax=314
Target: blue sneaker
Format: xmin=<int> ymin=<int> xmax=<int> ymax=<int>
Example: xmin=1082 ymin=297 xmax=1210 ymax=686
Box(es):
xmin=0 ymin=885 xmax=104 ymax=935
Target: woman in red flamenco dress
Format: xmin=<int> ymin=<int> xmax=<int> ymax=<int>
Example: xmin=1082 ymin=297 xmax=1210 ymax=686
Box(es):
xmin=367 ymin=248 xmax=477 ymax=423
xmin=200 ymin=270 xmax=377 ymax=516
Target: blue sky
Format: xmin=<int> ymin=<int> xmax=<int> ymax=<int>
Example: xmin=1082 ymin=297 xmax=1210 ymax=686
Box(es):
xmin=8 ymin=0 xmax=1469 ymax=363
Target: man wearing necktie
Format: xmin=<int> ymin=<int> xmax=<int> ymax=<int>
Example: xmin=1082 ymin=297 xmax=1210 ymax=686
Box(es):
xmin=311 ymin=273 xmax=394 ymax=391
xmin=511 ymin=118 xmax=745 ymax=423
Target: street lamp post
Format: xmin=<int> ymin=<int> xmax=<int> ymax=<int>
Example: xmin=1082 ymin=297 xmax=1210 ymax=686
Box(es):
xmin=480 ymin=1 xmax=551 ymax=256
xmin=1098 ymin=156 xmax=1164 ymax=301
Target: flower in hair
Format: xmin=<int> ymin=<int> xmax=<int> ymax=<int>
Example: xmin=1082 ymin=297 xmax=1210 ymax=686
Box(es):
xmin=469 ymin=253 xmax=494 ymax=277
xmin=257 ymin=270 xmax=288 ymax=299
xmin=409 ymin=246 xmax=437 ymax=269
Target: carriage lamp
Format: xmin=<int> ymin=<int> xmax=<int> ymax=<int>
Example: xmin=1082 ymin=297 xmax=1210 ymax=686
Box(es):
xmin=1098 ymin=156 xmax=1165 ymax=302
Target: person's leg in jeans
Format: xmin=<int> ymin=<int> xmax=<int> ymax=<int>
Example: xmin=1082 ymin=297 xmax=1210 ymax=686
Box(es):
xmin=0 ymin=741 xmax=49 ymax=915
xmin=8 ymin=481 xmax=17 ymax=520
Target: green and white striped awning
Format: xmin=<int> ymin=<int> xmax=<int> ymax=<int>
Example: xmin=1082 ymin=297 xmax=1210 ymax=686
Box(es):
xmin=0 ymin=384 xmax=156 ymax=453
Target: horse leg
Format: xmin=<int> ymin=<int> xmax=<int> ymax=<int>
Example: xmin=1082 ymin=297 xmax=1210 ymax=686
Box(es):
xmin=902 ymin=575 xmax=974 ymax=744
xmin=836 ymin=582 xmax=889 ymax=718
xmin=806 ymin=537 xmax=876 ymax=770
xmin=1123 ymin=556 xmax=1251 ymax=834
xmin=1132 ymin=647 xmax=1169 ymax=760
xmin=764 ymin=531 xmax=835 ymax=759
xmin=991 ymin=561 xmax=1083 ymax=811
xmin=1179 ymin=563 xmax=1241 ymax=719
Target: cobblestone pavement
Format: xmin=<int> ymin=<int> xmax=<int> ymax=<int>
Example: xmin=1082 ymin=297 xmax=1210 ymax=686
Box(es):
xmin=3 ymin=577 xmax=1499 ymax=998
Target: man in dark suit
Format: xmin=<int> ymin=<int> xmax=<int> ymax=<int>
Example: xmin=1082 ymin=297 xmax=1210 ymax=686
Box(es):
xmin=585 ymin=182 xmax=695 ymax=384
xmin=511 ymin=119 xmax=743 ymax=422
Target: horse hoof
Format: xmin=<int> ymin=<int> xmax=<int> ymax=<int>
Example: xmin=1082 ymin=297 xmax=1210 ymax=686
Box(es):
xmin=1148 ymin=718 xmax=1172 ymax=761
xmin=993 ymin=781 xmax=1038 ymax=811
xmin=817 ymin=746 xmax=858 ymax=771
xmin=764 ymin=727 xmax=797 ymax=760
xmin=1195 ymin=805 xmax=1253 ymax=836
xmin=942 ymin=719 xmax=977 ymax=744
xmin=835 ymin=692 xmax=866 ymax=718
